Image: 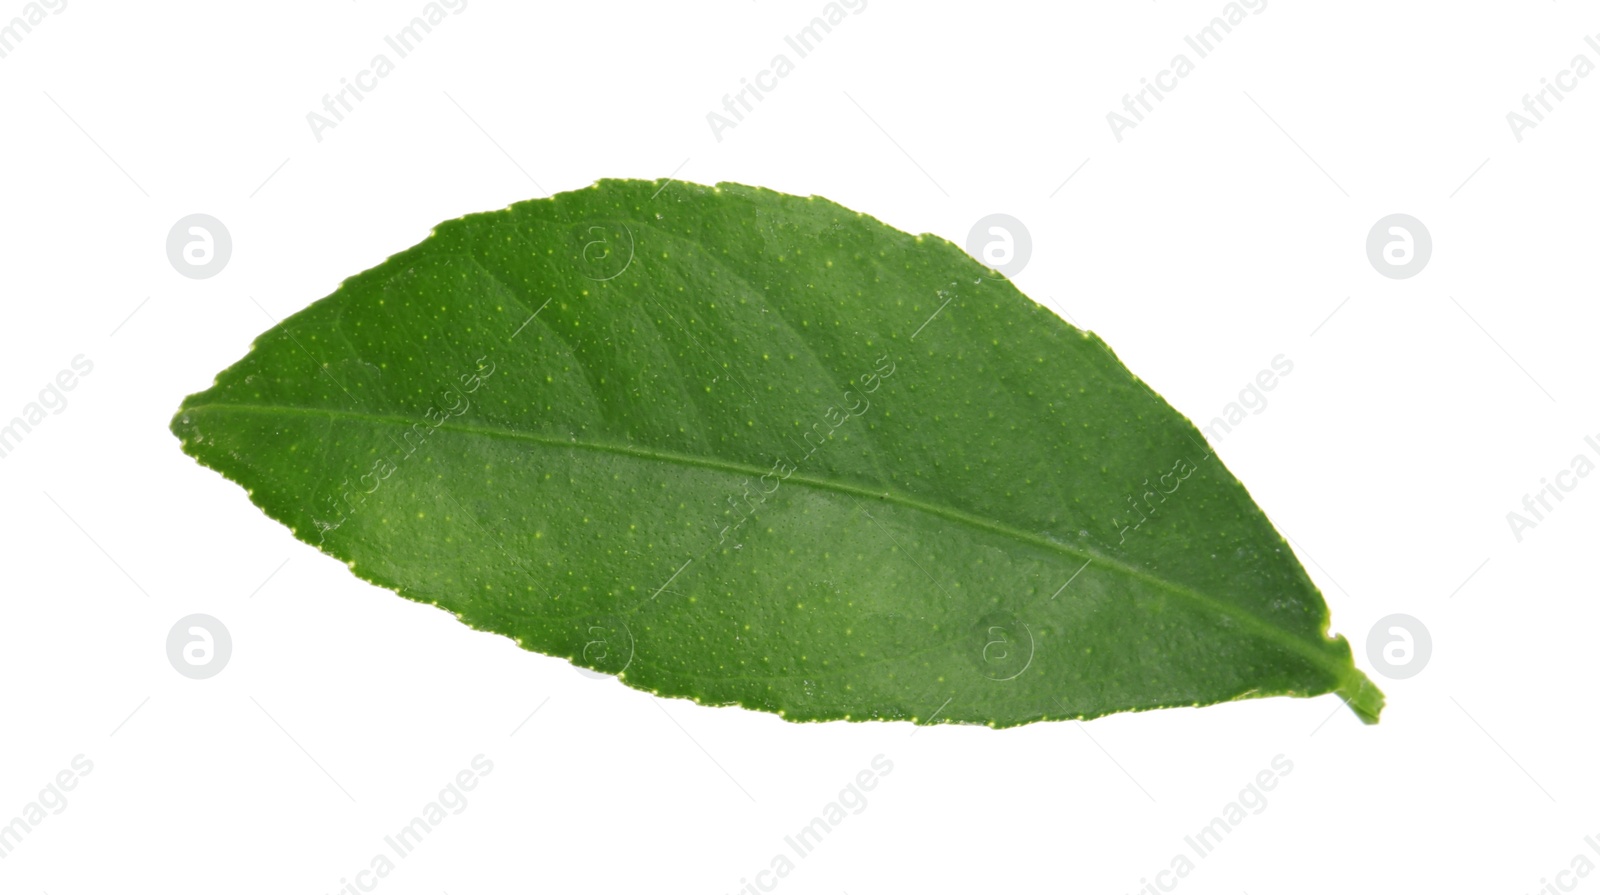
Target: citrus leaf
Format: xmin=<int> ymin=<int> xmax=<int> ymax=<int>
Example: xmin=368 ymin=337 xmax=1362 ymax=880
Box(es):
xmin=170 ymin=179 xmax=1382 ymax=727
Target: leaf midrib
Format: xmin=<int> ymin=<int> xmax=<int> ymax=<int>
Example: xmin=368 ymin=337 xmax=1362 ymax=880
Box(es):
xmin=180 ymin=400 xmax=1349 ymax=679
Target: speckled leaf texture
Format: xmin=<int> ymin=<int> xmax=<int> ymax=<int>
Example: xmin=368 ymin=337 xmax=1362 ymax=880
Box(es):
xmin=170 ymin=179 xmax=1383 ymax=728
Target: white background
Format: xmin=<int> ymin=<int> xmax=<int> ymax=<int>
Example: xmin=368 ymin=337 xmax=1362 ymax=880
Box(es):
xmin=2 ymin=2 xmax=1597 ymax=893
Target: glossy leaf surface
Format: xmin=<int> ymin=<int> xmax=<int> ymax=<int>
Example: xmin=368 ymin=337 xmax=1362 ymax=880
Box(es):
xmin=171 ymin=180 xmax=1383 ymax=727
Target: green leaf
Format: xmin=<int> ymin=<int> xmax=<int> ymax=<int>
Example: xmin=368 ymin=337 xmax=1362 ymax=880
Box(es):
xmin=170 ymin=179 xmax=1382 ymax=727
